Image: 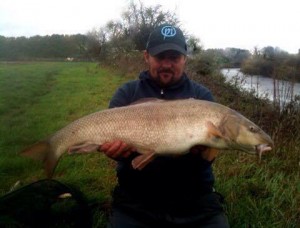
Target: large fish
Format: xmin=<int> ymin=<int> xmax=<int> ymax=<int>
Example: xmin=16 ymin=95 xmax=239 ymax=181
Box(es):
xmin=21 ymin=99 xmax=273 ymax=178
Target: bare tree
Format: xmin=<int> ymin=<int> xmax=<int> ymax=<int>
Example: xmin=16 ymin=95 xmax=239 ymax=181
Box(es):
xmin=96 ymin=0 xmax=180 ymax=53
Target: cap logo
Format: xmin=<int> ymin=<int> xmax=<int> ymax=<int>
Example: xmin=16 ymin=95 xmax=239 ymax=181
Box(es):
xmin=161 ymin=26 xmax=176 ymax=39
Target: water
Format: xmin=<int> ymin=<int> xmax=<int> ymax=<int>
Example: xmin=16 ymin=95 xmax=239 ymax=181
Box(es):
xmin=221 ymin=68 xmax=300 ymax=105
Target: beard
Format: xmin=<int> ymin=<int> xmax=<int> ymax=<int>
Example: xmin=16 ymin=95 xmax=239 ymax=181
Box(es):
xmin=155 ymin=68 xmax=176 ymax=86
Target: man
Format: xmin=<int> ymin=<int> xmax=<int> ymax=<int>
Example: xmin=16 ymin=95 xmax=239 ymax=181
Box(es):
xmin=100 ymin=24 xmax=230 ymax=227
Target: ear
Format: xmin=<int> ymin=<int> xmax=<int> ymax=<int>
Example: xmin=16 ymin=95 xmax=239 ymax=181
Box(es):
xmin=183 ymin=55 xmax=187 ymax=63
xmin=143 ymin=50 xmax=149 ymax=63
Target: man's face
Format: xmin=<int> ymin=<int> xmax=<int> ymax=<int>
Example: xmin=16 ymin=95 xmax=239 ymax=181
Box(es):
xmin=144 ymin=50 xmax=187 ymax=87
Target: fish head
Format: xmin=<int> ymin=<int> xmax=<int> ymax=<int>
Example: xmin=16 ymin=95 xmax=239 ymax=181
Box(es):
xmin=221 ymin=112 xmax=274 ymax=155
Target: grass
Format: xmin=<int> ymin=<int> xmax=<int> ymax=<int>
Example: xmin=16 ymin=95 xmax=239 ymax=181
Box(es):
xmin=213 ymin=153 xmax=299 ymax=227
xmin=0 ymin=62 xmax=130 ymax=226
xmin=0 ymin=61 xmax=299 ymax=227
xmin=189 ymin=68 xmax=300 ymax=227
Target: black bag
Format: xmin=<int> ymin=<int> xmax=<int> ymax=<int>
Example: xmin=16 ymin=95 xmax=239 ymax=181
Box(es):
xmin=0 ymin=179 xmax=92 ymax=228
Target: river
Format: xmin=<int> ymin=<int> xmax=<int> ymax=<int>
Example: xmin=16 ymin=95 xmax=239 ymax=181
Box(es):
xmin=220 ymin=68 xmax=300 ymax=106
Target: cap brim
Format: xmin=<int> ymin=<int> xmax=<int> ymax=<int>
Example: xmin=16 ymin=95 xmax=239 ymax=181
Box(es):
xmin=148 ymin=43 xmax=187 ymax=56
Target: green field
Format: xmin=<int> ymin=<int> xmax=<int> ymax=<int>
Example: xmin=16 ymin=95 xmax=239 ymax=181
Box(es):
xmin=0 ymin=62 xmax=131 ymax=226
xmin=0 ymin=62 xmax=299 ymax=227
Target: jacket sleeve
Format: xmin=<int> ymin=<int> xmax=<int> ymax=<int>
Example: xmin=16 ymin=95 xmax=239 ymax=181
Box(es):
xmin=108 ymin=81 xmax=136 ymax=108
xmin=198 ymin=90 xmax=214 ymax=102
xmin=192 ymin=81 xmax=215 ymax=102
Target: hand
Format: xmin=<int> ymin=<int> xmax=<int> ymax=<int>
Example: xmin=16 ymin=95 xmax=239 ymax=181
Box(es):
xmin=99 ymin=140 xmax=135 ymax=160
xmin=190 ymin=145 xmax=208 ymax=155
xmin=190 ymin=145 xmax=218 ymax=162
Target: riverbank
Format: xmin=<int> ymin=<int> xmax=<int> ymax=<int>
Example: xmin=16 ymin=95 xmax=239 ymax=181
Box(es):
xmin=221 ymin=68 xmax=300 ymax=108
xmin=240 ymin=52 xmax=300 ymax=84
xmin=0 ymin=62 xmax=299 ymax=227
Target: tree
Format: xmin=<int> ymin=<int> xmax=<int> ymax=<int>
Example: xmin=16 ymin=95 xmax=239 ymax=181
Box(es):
xmin=186 ymin=36 xmax=202 ymax=55
xmin=121 ymin=1 xmax=179 ymax=50
xmin=90 ymin=0 xmax=180 ymax=59
xmin=85 ymin=29 xmax=105 ymax=59
xmin=223 ymin=48 xmax=251 ymax=67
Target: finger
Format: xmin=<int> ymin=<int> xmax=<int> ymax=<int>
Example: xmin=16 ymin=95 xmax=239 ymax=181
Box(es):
xmin=100 ymin=141 xmax=135 ymax=159
xmin=190 ymin=145 xmax=208 ymax=154
xmin=122 ymin=149 xmax=133 ymax=158
xmin=113 ymin=143 xmax=137 ymax=159
xmin=106 ymin=141 xmax=129 ymax=159
xmin=106 ymin=141 xmax=125 ymax=154
xmin=201 ymin=148 xmax=219 ymax=161
xmin=99 ymin=142 xmax=114 ymax=152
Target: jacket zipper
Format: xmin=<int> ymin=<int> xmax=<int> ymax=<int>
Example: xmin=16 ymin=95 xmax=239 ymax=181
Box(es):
xmin=160 ymin=89 xmax=165 ymax=98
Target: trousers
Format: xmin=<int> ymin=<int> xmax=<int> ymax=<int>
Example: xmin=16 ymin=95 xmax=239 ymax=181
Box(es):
xmin=107 ymin=192 xmax=230 ymax=228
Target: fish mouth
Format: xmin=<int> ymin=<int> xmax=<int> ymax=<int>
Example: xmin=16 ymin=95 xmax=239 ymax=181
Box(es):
xmin=255 ymin=144 xmax=273 ymax=154
xmin=234 ymin=143 xmax=273 ymax=155
xmin=255 ymin=144 xmax=273 ymax=161
xmin=236 ymin=143 xmax=273 ymax=162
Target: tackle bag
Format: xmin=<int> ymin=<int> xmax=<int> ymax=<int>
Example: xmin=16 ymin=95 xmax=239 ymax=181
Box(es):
xmin=0 ymin=179 xmax=92 ymax=228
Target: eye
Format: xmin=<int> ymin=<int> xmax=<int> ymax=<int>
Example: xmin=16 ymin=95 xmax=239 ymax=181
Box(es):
xmin=154 ymin=53 xmax=182 ymax=61
xmin=169 ymin=55 xmax=181 ymax=61
xmin=249 ymin=125 xmax=258 ymax=133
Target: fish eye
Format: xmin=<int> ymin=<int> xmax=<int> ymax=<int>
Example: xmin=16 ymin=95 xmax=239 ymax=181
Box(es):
xmin=249 ymin=125 xmax=258 ymax=133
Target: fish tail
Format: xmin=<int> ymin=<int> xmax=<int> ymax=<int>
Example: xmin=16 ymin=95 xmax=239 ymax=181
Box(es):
xmin=20 ymin=141 xmax=57 ymax=179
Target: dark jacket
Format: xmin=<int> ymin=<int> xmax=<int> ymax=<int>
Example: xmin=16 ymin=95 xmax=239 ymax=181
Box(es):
xmin=109 ymin=70 xmax=215 ymax=215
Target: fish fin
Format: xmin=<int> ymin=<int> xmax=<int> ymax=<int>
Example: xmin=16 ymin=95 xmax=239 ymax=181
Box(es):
xmin=132 ymin=151 xmax=156 ymax=170
xmin=201 ymin=147 xmax=219 ymax=162
xmin=68 ymin=142 xmax=99 ymax=154
xmin=206 ymin=121 xmax=224 ymax=139
xmin=20 ymin=141 xmax=57 ymax=179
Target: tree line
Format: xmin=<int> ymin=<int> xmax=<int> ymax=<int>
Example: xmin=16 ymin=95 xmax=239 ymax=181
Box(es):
xmin=1 ymin=0 xmax=299 ymax=82
xmin=0 ymin=1 xmax=248 ymax=65
xmin=0 ymin=2 xmax=180 ymax=61
xmin=0 ymin=34 xmax=90 ymax=60
xmin=241 ymin=46 xmax=300 ymax=82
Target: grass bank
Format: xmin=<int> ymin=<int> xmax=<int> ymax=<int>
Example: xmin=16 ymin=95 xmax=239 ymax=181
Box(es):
xmin=0 ymin=62 xmax=132 ymax=226
xmin=0 ymin=61 xmax=299 ymax=227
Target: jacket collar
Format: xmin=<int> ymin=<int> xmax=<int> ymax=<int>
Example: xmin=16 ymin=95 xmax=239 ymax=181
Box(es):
xmin=139 ymin=70 xmax=188 ymax=90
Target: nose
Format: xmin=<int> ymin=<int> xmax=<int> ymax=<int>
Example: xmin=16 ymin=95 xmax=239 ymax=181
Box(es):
xmin=161 ymin=57 xmax=172 ymax=67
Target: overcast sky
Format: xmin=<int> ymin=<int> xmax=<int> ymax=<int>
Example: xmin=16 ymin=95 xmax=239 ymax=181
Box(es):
xmin=0 ymin=0 xmax=299 ymax=54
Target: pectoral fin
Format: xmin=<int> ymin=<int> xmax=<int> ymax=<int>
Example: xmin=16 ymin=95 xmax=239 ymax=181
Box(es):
xmin=68 ymin=142 xmax=99 ymax=154
xmin=132 ymin=151 xmax=156 ymax=170
xmin=206 ymin=121 xmax=225 ymax=139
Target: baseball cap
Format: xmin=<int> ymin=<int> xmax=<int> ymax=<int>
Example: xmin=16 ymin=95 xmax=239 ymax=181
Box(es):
xmin=146 ymin=24 xmax=187 ymax=56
